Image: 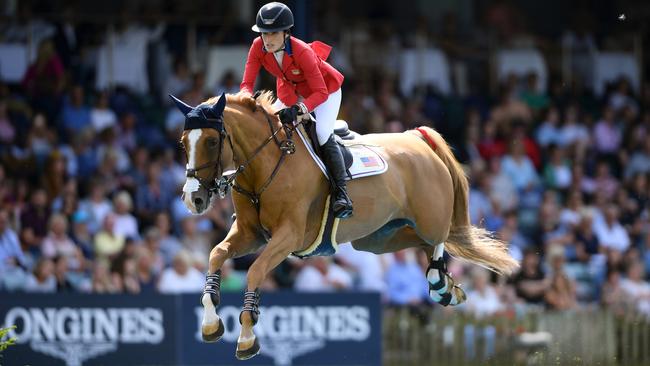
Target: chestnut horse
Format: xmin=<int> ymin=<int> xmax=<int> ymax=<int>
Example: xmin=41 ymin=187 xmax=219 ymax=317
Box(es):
xmin=173 ymin=91 xmax=518 ymax=360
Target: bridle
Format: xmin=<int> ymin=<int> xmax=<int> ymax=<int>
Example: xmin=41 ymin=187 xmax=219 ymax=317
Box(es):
xmin=184 ymin=103 xmax=299 ymax=212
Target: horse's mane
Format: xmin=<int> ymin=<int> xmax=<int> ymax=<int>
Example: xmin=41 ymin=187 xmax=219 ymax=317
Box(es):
xmin=201 ymin=90 xmax=277 ymax=115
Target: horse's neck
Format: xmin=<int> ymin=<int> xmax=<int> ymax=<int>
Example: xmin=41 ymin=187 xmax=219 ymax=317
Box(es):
xmin=226 ymin=111 xmax=284 ymax=188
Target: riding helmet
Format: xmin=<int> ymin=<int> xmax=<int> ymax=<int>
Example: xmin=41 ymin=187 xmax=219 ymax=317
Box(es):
xmin=251 ymin=2 xmax=294 ymax=33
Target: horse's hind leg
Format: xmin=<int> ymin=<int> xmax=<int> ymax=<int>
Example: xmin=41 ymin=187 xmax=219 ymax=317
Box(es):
xmin=423 ymin=243 xmax=467 ymax=306
xmin=353 ymin=227 xmax=466 ymax=306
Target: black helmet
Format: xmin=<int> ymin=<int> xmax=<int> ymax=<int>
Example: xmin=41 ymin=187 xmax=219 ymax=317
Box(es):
xmin=251 ymin=2 xmax=294 ymax=33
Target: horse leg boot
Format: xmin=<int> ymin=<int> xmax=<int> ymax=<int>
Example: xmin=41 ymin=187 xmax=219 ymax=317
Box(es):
xmin=201 ymin=270 xmax=225 ymax=342
xmin=201 ymin=234 xmax=259 ymax=343
xmin=320 ymin=134 xmax=353 ymax=218
xmin=426 ymin=243 xmax=467 ymax=306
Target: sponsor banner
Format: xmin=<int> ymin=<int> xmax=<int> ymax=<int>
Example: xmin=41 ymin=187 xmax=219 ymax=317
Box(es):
xmin=1 ymin=292 xmax=381 ymax=366
xmin=180 ymin=292 xmax=382 ymax=366
xmin=0 ymin=294 xmax=177 ymax=366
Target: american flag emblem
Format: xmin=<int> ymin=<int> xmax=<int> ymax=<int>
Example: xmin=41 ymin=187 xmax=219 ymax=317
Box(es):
xmin=361 ymin=156 xmax=379 ymax=167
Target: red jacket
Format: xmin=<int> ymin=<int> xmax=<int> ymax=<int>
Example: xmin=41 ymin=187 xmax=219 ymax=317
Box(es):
xmin=240 ymin=36 xmax=344 ymax=111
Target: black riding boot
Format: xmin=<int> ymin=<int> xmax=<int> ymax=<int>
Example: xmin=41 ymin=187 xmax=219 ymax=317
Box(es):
xmin=320 ymin=134 xmax=353 ymax=218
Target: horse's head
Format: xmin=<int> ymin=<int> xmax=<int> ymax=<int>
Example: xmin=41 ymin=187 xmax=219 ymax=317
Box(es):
xmin=172 ymin=92 xmax=230 ymax=214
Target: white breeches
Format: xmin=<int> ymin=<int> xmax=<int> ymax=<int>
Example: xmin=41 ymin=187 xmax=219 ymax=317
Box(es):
xmin=273 ymin=88 xmax=342 ymax=146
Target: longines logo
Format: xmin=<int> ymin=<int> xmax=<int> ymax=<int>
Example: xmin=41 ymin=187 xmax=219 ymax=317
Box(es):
xmin=195 ymin=305 xmax=371 ymax=366
xmin=4 ymin=307 xmax=164 ymax=366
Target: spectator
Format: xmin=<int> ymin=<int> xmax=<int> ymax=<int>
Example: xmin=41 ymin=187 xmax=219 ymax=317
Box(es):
xmin=512 ymin=249 xmax=548 ymax=305
xmin=158 ymin=250 xmax=204 ymax=294
xmin=624 ymin=136 xmax=650 ymax=179
xmin=180 ymin=215 xmax=213 ymax=270
xmin=519 ymin=72 xmax=550 ymax=114
xmin=60 ymin=85 xmax=91 ymax=134
xmin=535 ymin=106 xmax=562 ymax=148
xmin=78 ymin=180 xmax=112 ymax=234
xmin=558 ymin=104 xmax=589 ymax=148
xmin=464 ymin=267 xmax=504 ymax=318
xmin=593 ymin=106 xmax=622 ymax=156
xmin=574 ymin=212 xmax=601 ymax=263
xmin=594 ymin=205 xmax=630 ymax=254
xmin=136 ymin=162 xmax=172 ymax=226
xmin=24 ymin=258 xmax=56 ymax=293
xmin=544 ymin=245 xmax=577 ymax=310
xmin=619 ymin=261 xmax=650 ymax=317
xmin=20 ymin=187 xmax=50 ymax=249
xmin=21 ymin=39 xmax=65 ymax=122
xmin=91 ymin=261 xmax=119 ymax=293
xmin=384 ymin=249 xmax=428 ymax=305
xmin=41 ymin=213 xmax=78 ymax=259
xmin=335 ymin=242 xmax=388 ymax=293
xmin=134 ymin=245 xmax=157 ymax=292
xmin=70 ymin=210 xmax=94 ymax=258
xmin=90 ymin=90 xmax=118 ymax=133
xmin=94 ymin=213 xmax=125 ymax=264
xmin=0 ymin=207 xmax=28 ymax=273
xmin=53 ymin=255 xmax=75 ymax=292
xmin=543 ymin=144 xmax=572 ymax=191
xmin=153 ymin=211 xmax=182 ymax=265
xmin=112 ymin=190 xmax=139 ymax=239
xmin=501 ymin=139 xmax=540 ymax=192
xmin=143 ymin=227 xmax=165 ymax=276
xmin=294 ymin=256 xmax=353 ymax=292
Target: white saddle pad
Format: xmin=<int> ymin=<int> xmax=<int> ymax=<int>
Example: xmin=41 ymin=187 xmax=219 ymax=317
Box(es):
xmin=295 ymin=125 xmax=388 ymax=180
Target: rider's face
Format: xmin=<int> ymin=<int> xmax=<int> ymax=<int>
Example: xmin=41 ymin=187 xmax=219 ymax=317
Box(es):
xmin=261 ymin=31 xmax=285 ymax=52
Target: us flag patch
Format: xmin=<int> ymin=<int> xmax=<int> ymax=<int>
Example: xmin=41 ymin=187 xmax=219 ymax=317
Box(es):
xmin=361 ymin=156 xmax=379 ymax=167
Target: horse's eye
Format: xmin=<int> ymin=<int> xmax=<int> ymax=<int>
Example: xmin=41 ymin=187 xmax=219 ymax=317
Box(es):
xmin=207 ymin=138 xmax=220 ymax=149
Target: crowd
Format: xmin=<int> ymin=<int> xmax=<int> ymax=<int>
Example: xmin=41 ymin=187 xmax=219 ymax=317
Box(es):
xmin=1 ymin=4 xmax=650 ymax=322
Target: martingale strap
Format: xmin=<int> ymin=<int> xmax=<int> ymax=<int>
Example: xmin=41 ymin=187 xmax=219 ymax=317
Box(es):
xmin=239 ymin=289 xmax=261 ymax=325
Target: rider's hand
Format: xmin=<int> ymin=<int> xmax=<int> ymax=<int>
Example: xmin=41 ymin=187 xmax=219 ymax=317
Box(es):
xmin=276 ymin=105 xmax=303 ymax=124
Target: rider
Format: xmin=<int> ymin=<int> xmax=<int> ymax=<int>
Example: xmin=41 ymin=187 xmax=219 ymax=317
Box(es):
xmin=240 ymin=2 xmax=353 ymax=219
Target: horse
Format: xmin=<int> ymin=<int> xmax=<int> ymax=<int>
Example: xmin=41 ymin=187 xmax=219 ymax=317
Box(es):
xmin=172 ymin=91 xmax=519 ymax=360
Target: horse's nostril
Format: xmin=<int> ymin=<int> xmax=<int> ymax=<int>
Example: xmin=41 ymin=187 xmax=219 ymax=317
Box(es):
xmin=194 ymin=197 xmax=203 ymax=207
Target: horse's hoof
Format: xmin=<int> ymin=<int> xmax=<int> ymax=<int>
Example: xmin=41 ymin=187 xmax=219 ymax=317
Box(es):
xmin=451 ymin=285 xmax=467 ymax=305
xmin=236 ymin=337 xmax=260 ymax=360
xmin=201 ymin=318 xmax=225 ymax=343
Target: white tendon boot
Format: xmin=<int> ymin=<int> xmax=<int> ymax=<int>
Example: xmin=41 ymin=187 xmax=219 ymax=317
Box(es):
xmin=426 ymin=243 xmax=467 ymax=306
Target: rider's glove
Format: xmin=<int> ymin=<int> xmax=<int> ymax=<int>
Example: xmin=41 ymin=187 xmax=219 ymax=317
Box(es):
xmin=276 ymin=103 xmax=307 ymax=124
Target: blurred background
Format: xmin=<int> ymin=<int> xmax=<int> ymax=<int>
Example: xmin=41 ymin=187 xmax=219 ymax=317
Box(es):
xmin=1 ymin=0 xmax=650 ymax=365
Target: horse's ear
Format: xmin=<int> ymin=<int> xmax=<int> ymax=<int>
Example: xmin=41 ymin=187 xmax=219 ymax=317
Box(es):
xmin=211 ymin=92 xmax=227 ymax=117
xmin=169 ymin=94 xmax=193 ymax=116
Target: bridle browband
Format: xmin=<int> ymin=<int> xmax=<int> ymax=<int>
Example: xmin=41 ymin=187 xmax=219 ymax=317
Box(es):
xmin=184 ymin=102 xmax=299 ymax=213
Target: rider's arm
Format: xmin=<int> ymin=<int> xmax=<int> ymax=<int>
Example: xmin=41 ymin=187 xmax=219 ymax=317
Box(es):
xmin=240 ymin=38 xmax=263 ymax=96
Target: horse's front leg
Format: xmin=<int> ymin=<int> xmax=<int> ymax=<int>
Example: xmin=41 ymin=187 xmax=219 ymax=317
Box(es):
xmin=201 ymin=222 xmax=261 ymax=342
xmin=235 ymin=222 xmax=302 ymax=360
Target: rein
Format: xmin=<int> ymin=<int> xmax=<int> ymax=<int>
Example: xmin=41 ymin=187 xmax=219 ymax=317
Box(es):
xmin=211 ymin=104 xmax=299 ymax=212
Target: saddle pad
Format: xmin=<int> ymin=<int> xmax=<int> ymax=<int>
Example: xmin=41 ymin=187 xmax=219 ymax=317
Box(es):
xmin=295 ymin=126 xmax=388 ymax=180
xmin=292 ymin=194 xmax=341 ymax=258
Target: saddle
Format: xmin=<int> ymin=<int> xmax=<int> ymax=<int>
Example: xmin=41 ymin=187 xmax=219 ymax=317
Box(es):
xmin=298 ymin=118 xmax=387 ymax=180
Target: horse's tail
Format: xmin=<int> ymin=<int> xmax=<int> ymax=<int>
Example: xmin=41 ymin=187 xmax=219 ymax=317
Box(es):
xmin=411 ymin=126 xmax=519 ymax=275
